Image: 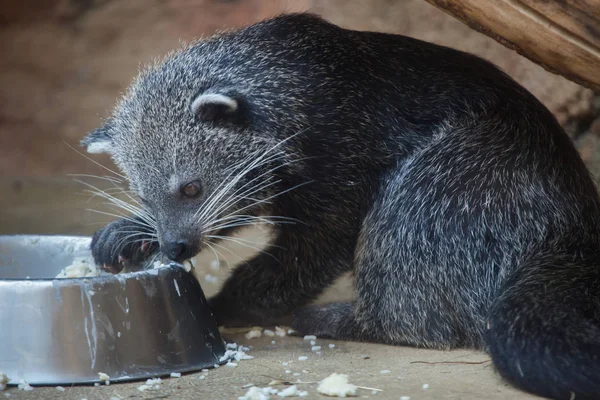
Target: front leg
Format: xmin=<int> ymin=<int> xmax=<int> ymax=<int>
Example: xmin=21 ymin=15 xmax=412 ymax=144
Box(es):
xmin=91 ymin=217 xmax=159 ymax=273
xmin=208 ymin=237 xmax=351 ymax=327
xmin=292 ymin=302 xmax=366 ymax=339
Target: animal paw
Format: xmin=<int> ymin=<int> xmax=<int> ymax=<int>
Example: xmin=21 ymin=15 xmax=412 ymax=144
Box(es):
xmin=292 ymin=306 xmax=338 ymax=338
xmin=292 ymin=302 xmax=357 ymax=339
xmin=90 ymin=218 xmax=159 ymax=273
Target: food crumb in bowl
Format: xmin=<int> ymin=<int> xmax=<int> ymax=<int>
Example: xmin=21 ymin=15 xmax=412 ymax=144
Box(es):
xmin=317 ymin=373 xmax=357 ymax=397
xmin=183 ymin=260 xmax=193 ymax=273
xmin=0 ymin=372 xmax=8 ymax=391
xmin=55 ymin=258 xmax=99 ymax=278
xmin=170 ymin=372 xmax=181 ymax=378
xmin=17 ymin=380 xmax=33 ymax=391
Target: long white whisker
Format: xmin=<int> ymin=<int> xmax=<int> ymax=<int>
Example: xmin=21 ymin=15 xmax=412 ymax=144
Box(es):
xmin=204 ymin=243 xmax=233 ymax=270
xmin=220 ymin=180 xmax=314 ymax=220
xmin=64 ymin=141 xmax=126 ymax=179
xmin=85 ymin=209 xmax=154 ymax=230
xmin=194 ymin=128 xmax=309 ymax=223
xmin=76 ymin=179 xmax=155 ymax=226
xmin=194 ymin=150 xmax=286 ymax=222
xmin=204 ymin=234 xmax=280 ymax=263
xmin=68 ymin=173 xmax=123 ymax=184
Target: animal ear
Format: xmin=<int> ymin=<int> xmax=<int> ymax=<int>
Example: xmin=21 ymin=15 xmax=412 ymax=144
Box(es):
xmin=190 ymin=92 xmax=239 ymax=122
xmin=81 ymin=122 xmax=114 ymax=154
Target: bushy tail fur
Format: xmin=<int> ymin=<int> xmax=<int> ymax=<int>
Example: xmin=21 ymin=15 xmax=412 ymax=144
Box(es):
xmin=486 ymin=252 xmax=600 ymax=399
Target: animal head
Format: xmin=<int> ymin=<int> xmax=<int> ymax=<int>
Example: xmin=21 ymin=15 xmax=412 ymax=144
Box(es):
xmin=80 ymin=26 xmax=305 ymax=263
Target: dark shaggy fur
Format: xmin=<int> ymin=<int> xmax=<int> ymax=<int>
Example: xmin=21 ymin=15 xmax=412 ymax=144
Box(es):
xmin=82 ymin=14 xmax=600 ymax=399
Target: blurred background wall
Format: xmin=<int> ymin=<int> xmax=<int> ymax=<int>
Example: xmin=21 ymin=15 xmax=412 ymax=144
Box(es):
xmin=1 ymin=0 xmax=598 ymax=179
xmin=0 ymin=0 xmax=598 ymax=239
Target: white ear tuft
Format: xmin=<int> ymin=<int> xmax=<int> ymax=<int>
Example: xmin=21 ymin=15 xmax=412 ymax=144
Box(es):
xmin=191 ymin=93 xmax=238 ymax=121
xmin=86 ymin=141 xmax=114 ymax=154
xmin=81 ymin=123 xmax=114 ymax=154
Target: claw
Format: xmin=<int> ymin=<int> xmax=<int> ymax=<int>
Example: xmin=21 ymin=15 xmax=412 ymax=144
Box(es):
xmin=118 ymin=255 xmax=127 ymax=264
xmin=140 ymin=240 xmax=150 ymax=252
xmin=100 ymin=263 xmax=123 ymax=274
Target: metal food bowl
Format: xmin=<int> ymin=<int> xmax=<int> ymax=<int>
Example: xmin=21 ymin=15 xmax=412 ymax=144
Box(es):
xmin=0 ymin=235 xmax=226 ymax=386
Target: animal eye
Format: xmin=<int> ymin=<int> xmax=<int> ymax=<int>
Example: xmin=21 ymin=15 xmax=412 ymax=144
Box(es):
xmin=181 ymin=181 xmax=201 ymax=198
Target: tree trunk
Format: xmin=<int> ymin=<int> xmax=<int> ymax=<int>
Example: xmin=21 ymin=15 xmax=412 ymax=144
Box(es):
xmin=423 ymin=0 xmax=600 ymax=91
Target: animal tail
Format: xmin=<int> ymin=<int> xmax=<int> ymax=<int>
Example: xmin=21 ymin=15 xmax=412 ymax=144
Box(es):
xmin=486 ymin=252 xmax=600 ymax=400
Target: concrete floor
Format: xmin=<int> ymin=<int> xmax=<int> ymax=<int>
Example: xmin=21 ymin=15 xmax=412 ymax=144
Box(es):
xmin=0 ymin=178 xmax=540 ymax=399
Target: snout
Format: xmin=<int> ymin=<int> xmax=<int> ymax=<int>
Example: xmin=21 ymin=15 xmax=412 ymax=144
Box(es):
xmin=162 ymin=240 xmax=198 ymax=263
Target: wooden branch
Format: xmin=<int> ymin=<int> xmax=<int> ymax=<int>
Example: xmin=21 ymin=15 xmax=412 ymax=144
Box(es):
xmin=423 ymin=0 xmax=600 ymax=91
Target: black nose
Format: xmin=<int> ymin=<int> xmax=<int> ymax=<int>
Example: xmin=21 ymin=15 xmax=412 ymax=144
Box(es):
xmin=163 ymin=241 xmax=191 ymax=262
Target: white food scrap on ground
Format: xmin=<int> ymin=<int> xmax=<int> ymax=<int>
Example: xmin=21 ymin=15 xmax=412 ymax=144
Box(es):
xmin=328 ymin=344 xmax=335 ymax=348
xmin=238 ymin=385 xmax=307 ymax=400
xmin=56 ymin=386 xmax=65 ymax=392
xmin=169 ymin=372 xmax=181 ymax=378
xmin=263 ymin=329 xmax=275 ymax=337
xmin=298 ymin=356 xmax=308 ymax=361
xmin=220 ymin=344 xmax=254 ymax=364
xmin=0 ymin=373 xmax=8 ymax=391
xmin=400 ymin=397 xmax=410 ymax=400
xmin=303 ymin=335 xmax=316 ymax=341
xmin=275 ymin=326 xmax=287 ymax=337
xmin=278 ymin=385 xmax=308 ymax=397
xmin=379 ymin=370 xmax=391 ymax=374
xmin=98 ymin=372 xmax=110 ymax=381
xmin=137 ymin=378 xmax=162 ymax=392
xmin=245 ymin=328 xmax=263 ymax=339
xmin=422 ymin=383 xmax=429 ymax=390
xmin=55 ymin=258 xmax=99 ymax=278
xmin=17 ymin=380 xmax=33 ymax=391
xmin=317 ymin=373 xmax=358 ymax=398
xmin=204 ymin=273 xmax=219 ymax=284
xmin=238 ymin=386 xmax=276 ymax=400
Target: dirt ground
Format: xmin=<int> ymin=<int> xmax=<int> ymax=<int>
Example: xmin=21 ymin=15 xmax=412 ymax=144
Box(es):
xmin=5 ymin=337 xmax=536 ymax=400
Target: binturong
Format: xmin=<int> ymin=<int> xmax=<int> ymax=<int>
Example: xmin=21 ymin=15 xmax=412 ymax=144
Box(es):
xmin=82 ymin=13 xmax=600 ymax=400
